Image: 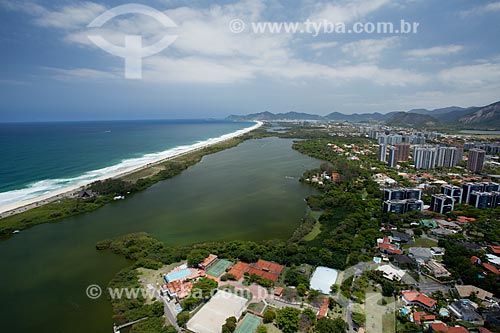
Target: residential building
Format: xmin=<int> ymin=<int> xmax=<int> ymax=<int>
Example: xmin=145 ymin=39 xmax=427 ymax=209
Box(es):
xmin=401 ymin=290 xmax=437 ymax=310
xmin=414 ymin=146 xmax=438 ymax=169
xmin=455 ymin=285 xmax=493 ymax=301
xmin=462 ymin=182 xmax=484 ymax=204
xmin=408 ymin=247 xmax=433 ymax=264
xmin=376 ymin=264 xmax=406 ymax=281
xmin=441 ymin=185 xmax=462 ymax=203
xmin=467 ymin=148 xmax=486 ymax=172
xmin=436 ymin=146 xmax=462 ymax=168
xmin=430 ymin=194 xmax=455 ymax=214
xmin=426 ymin=260 xmax=451 ymax=278
xmin=449 ymin=299 xmax=484 ymax=325
xmin=395 ymin=143 xmax=410 ymax=162
xmin=199 ymin=254 xmax=218 ymax=270
xmin=388 ymin=146 xmax=397 ymax=168
xmin=469 ymin=191 xmax=499 ymax=209
xmin=378 ymin=144 xmax=387 ymax=162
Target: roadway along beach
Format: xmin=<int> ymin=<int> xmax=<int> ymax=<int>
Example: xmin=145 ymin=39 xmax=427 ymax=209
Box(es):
xmin=0 ymin=121 xmax=263 ymax=218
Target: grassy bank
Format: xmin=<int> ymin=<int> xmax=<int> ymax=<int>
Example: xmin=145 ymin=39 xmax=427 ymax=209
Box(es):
xmin=0 ymin=128 xmax=269 ymax=236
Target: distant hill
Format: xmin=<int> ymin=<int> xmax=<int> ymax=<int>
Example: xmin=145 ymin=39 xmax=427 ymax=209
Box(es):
xmin=457 ymin=101 xmax=500 ymax=130
xmin=226 ymin=99 xmax=500 ymax=129
xmin=386 ymin=112 xmax=440 ymax=127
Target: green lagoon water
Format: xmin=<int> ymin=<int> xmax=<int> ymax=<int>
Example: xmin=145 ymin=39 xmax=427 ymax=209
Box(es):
xmin=0 ymin=137 xmax=320 ymax=333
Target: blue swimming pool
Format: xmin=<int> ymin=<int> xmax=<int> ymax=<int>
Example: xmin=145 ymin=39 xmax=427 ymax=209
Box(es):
xmin=165 ymin=269 xmax=191 ymax=282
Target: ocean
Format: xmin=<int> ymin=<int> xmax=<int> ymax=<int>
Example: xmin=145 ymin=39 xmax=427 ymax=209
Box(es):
xmin=0 ymin=119 xmax=255 ymax=207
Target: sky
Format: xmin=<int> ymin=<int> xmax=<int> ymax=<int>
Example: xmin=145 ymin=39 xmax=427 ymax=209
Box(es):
xmin=0 ymin=0 xmax=500 ymax=121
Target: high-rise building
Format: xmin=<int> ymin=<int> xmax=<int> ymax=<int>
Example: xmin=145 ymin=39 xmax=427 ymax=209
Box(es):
xmin=378 ymin=144 xmax=387 ymax=162
xmin=481 ymin=182 xmax=500 ymax=192
xmin=430 ymin=194 xmax=455 ymax=214
xmin=467 ymin=149 xmax=486 ymax=172
xmin=440 ymin=185 xmax=462 ymax=203
xmin=469 ymin=191 xmax=499 ymax=209
xmin=436 ymin=147 xmax=461 ymax=168
xmin=462 ymin=183 xmax=484 ymax=204
xmin=388 ymin=146 xmax=397 ymax=168
xmin=414 ymin=146 xmax=438 ymax=169
xmin=395 ymin=144 xmax=410 ymax=162
xmin=383 ymin=188 xmax=423 ymax=214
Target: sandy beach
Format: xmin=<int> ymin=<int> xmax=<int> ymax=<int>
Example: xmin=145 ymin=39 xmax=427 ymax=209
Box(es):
xmin=0 ymin=121 xmax=263 ymax=218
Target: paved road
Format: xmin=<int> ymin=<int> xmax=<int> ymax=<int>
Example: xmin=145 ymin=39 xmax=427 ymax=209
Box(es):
xmin=155 ymin=290 xmax=181 ymax=332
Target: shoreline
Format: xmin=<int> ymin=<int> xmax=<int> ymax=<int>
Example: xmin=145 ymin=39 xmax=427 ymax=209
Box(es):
xmin=0 ymin=121 xmax=263 ymax=218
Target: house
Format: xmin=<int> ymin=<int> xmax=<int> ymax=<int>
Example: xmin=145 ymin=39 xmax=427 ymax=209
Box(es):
xmin=431 ymin=228 xmax=456 ymax=238
xmin=317 ymin=298 xmax=329 ymax=319
xmin=449 ymin=299 xmax=484 ymax=325
xmin=77 ymin=189 xmax=94 ymax=200
xmin=487 ymin=245 xmax=500 ymax=255
xmin=431 ymin=247 xmax=445 ymax=256
xmin=426 ymin=260 xmax=451 ymax=278
xmin=376 ymin=264 xmax=406 ymax=281
xmin=413 ymin=311 xmax=435 ymax=325
xmin=401 ymin=290 xmax=437 ymax=310
xmin=392 ymin=254 xmax=416 ymax=268
xmin=274 ymin=287 xmax=284 ymax=297
xmin=409 ymin=247 xmax=433 ymax=264
xmin=199 ymin=254 xmax=218 ymax=270
xmin=228 ymin=262 xmax=250 ymax=280
xmin=429 ymin=323 xmax=469 ymax=333
xmin=436 ymin=219 xmax=462 ymax=231
xmin=377 ymin=237 xmax=403 ymax=255
xmin=391 ymin=230 xmax=414 ymax=243
xmin=455 ymin=285 xmax=493 ymax=301
xmin=486 ymin=254 xmax=500 ymax=267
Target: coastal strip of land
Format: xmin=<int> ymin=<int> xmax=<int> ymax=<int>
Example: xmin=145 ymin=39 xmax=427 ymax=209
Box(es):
xmin=0 ymin=122 xmax=263 ymax=234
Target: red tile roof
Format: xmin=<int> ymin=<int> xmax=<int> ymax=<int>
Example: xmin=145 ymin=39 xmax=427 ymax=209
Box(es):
xmin=470 ymin=256 xmax=480 ymax=264
xmin=228 ymin=262 xmax=250 ymax=280
xmin=200 ymin=254 xmax=218 ymax=268
xmin=274 ymin=287 xmax=284 ymax=296
xmin=413 ymin=311 xmax=435 ymax=324
xmin=378 ymin=242 xmax=404 ymax=255
xmin=318 ymin=298 xmax=329 ymax=319
xmin=253 ymin=259 xmax=285 ymax=274
xmin=488 ymin=245 xmax=500 ymax=255
xmin=478 ymin=328 xmax=493 ymax=333
xmin=482 ymin=263 xmax=500 ymax=275
xmin=402 ymin=291 xmax=437 ymax=308
xmin=430 ymin=322 xmax=448 ymax=332
xmin=448 ymin=327 xmax=469 ymax=333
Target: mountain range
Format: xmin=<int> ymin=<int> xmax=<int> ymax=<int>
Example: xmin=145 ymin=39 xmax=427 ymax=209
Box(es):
xmin=227 ymin=100 xmax=500 ymax=130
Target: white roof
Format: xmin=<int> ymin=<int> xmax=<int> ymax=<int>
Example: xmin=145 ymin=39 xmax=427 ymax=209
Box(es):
xmin=310 ymin=266 xmax=339 ymax=294
xmin=376 ymin=265 xmax=406 ymax=281
xmin=486 ymin=254 xmax=500 ymax=266
xmin=187 ymin=290 xmax=247 ymax=333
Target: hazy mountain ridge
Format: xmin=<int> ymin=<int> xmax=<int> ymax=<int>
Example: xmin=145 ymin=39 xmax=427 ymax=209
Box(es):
xmin=227 ymin=100 xmax=500 ymax=129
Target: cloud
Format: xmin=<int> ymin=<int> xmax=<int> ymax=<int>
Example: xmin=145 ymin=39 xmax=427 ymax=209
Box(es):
xmin=405 ymin=45 xmax=463 ymax=58
xmin=309 ymin=41 xmax=338 ymax=50
xmin=308 ymin=0 xmax=391 ymax=23
xmin=9 ymin=0 xmax=428 ymax=87
xmin=341 ymin=37 xmax=399 ymax=62
xmin=438 ymin=61 xmax=500 ymax=87
xmin=460 ymin=1 xmax=500 ymax=16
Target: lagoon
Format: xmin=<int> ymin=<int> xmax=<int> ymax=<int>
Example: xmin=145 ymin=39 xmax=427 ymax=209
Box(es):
xmin=0 ymin=137 xmax=320 ymax=332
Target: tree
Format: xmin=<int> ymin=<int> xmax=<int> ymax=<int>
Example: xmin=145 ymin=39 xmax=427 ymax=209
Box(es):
xmin=187 ymin=249 xmax=210 ymax=267
xmin=297 ymin=283 xmax=308 ymax=296
xmin=222 ymin=316 xmax=237 ymax=333
xmin=382 ymin=282 xmax=394 ymax=297
xmin=256 ymin=325 xmax=267 ymax=333
xmin=330 ymin=285 xmax=339 ymax=294
xmin=315 ymin=317 xmax=348 ymax=333
xmin=263 ymin=309 xmax=276 ymax=324
xmin=276 ymin=307 xmax=300 ymax=333
xmin=176 ymin=311 xmax=190 ymax=327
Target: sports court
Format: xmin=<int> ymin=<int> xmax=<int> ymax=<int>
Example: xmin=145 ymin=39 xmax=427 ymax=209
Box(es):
xmin=206 ymin=259 xmax=233 ymax=277
xmin=234 ymin=314 xmax=262 ymax=333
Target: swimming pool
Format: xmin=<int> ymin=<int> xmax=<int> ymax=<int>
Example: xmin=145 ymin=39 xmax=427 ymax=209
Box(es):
xmin=165 ymin=269 xmax=191 ymax=282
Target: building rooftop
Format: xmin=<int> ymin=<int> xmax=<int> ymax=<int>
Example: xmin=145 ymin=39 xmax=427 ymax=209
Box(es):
xmin=401 ymin=290 xmax=437 ymax=308
xmin=455 ymin=285 xmax=493 ymax=301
